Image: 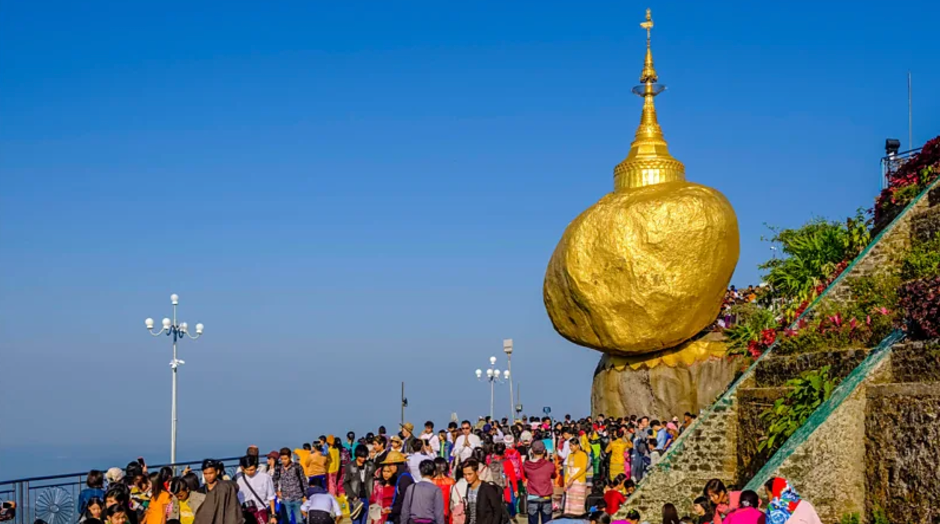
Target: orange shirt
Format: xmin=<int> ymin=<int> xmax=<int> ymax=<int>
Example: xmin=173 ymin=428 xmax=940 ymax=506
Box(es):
xmin=143 ymin=491 xmax=171 ymax=524
xmin=305 ymin=451 xmax=330 ymax=477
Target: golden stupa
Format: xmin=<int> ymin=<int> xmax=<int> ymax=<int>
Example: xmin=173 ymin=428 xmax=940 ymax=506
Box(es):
xmin=544 ymin=9 xmax=739 ymax=357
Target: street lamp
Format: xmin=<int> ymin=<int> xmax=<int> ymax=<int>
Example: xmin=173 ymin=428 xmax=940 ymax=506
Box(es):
xmin=503 ymin=339 xmax=514 ymax=421
xmin=144 ymin=293 xmax=204 ymax=465
xmin=476 ymin=355 xmax=507 ymax=420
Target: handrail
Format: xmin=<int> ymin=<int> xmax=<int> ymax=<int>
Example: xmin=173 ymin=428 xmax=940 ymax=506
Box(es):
xmin=0 ymin=456 xmax=241 ymax=486
xmin=743 ymin=330 xmax=906 ymax=490
xmin=626 ymin=172 xmax=940 ymax=498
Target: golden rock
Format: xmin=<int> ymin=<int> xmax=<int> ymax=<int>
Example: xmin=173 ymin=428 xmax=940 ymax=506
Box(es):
xmin=543 ymin=9 xmax=739 ymax=355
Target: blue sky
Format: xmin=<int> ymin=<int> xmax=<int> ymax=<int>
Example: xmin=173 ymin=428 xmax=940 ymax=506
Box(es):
xmin=1 ymin=1 xmax=938 ymax=478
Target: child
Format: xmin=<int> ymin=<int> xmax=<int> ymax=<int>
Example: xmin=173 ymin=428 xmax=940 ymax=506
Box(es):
xmin=624 ymin=509 xmax=641 ymax=524
xmin=623 ymin=479 xmax=636 ymax=497
xmin=648 ymin=438 xmax=661 ymax=467
xmin=603 ymin=475 xmax=626 ymax=516
xmin=692 ymin=496 xmax=714 ymax=524
xmin=584 ymin=480 xmax=606 ymax=515
xmin=721 ymin=491 xmax=764 ymax=524
xmin=589 ymin=511 xmax=611 ymax=524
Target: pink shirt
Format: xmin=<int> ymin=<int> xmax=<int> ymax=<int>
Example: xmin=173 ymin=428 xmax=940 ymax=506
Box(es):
xmin=722 ymin=507 xmax=766 ymax=524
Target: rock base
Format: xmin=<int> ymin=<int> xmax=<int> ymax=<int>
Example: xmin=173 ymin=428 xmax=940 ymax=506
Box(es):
xmin=591 ymin=334 xmax=746 ymax=419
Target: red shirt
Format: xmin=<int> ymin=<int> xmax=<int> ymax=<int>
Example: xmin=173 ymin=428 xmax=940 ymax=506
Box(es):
xmin=604 ymin=490 xmax=626 ymax=515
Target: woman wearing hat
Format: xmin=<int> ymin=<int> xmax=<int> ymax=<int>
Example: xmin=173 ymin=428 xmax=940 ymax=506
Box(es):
xmin=381 ymin=451 xmax=413 ymax=524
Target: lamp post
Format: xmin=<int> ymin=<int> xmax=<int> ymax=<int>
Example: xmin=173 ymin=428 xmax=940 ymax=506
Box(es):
xmin=144 ymin=293 xmax=204 ymax=465
xmin=503 ymin=339 xmax=514 ymax=421
xmin=475 ymin=356 xmax=509 ymax=421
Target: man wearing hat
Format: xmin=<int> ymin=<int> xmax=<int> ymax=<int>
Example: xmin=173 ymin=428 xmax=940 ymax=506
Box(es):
xmin=400 ymin=422 xmax=418 ymax=453
xmin=381 ymin=450 xmax=414 ymax=524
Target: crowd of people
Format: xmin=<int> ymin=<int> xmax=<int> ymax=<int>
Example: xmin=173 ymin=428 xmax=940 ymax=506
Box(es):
xmin=62 ymin=414 xmax=820 ymax=524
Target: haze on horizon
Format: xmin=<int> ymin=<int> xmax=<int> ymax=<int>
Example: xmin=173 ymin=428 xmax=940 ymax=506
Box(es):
xmin=1 ymin=1 xmax=938 ymax=479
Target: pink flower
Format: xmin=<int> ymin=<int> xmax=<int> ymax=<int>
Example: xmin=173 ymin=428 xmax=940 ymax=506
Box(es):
xmin=876 ymin=307 xmax=890 ymax=316
xmin=866 ymin=315 xmax=872 ymax=326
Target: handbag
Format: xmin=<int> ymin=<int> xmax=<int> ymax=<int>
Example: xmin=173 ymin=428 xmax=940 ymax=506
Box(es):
xmin=368 ymin=500 xmax=383 ymax=523
xmin=239 ymin=474 xmax=271 ymax=524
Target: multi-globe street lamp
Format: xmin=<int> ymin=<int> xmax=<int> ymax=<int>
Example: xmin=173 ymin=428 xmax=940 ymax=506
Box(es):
xmin=144 ymin=293 xmax=204 ymax=465
xmin=475 ymin=355 xmax=509 ymax=421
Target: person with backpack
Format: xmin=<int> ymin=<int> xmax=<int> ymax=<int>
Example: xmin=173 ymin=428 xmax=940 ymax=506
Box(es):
xmin=459 ymin=460 xmax=504 ymax=524
xmin=485 ymin=444 xmax=518 ymax=520
xmin=382 ymin=452 xmax=413 ymax=524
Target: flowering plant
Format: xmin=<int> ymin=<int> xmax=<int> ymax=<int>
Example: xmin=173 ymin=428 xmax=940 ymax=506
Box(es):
xmin=874 ymin=135 xmax=940 ymax=224
xmin=898 ymin=276 xmax=940 ymax=340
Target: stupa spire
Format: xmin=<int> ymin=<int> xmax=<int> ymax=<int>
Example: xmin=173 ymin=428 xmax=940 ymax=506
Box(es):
xmin=613 ymin=8 xmax=686 ymax=191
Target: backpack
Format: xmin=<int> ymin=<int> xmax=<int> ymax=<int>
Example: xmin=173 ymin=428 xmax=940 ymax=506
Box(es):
xmin=487 ymin=459 xmax=506 ymax=490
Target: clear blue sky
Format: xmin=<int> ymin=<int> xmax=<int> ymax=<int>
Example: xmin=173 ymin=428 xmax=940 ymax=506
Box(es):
xmin=1 ymin=1 xmax=938 ymax=478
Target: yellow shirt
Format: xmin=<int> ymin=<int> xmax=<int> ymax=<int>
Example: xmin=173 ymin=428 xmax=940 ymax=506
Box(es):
xmin=295 ymin=449 xmax=313 ymax=476
xmin=608 ymin=439 xmax=627 ymax=465
xmin=328 ymin=448 xmax=341 ymax=474
xmin=178 ymin=499 xmax=194 ymax=524
xmin=565 ymin=450 xmax=589 ymax=484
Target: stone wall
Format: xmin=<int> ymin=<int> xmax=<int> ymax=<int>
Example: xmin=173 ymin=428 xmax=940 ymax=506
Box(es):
xmin=754 ymin=348 xmax=871 ymax=387
xmin=865 ymin=382 xmax=940 ymax=524
xmin=735 ymin=387 xmax=788 ymax=483
xmin=623 ymin=382 xmax=746 ymax=517
xmin=748 ymin=357 xmax=892 ymax=524
xmin=826 ymin=179 xmax=940 ymax=305
xmin=909 ymin=184 xmax=940 ymax=243
xmin=890 ymin=341 xmax=940 ymax=383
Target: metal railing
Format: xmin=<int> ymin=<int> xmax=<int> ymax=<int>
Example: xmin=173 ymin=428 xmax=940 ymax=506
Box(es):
xmin=881 ymin=147 xmax=923 ymax=188
xmin=0 ymin=457 xmax=240 ymax=524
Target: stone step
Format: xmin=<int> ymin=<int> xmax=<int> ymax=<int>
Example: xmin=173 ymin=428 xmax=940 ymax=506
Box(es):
xmin=755 ymin=347 xmax=872 ymax=388
xmin=889 ymin=341 xmax=940 ymax=383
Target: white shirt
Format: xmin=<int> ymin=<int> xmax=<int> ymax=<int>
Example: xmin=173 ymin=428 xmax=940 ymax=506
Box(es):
xmin=450 ymin=478 xmax=468 ymax=511
xmin=451 ymin=433 xmax=481 ymax=462
xmin=235 ymin=471 xmax=276 ymax=509
xmin=557 ymin=440 xmax=571 ymax=461
xmin=420 ymin=433 xmax=441 ymax=454
xmin=301 ymin=493 xmax=342 ymax=517
xmin=407 ymin=452 xmax=435 ymax=481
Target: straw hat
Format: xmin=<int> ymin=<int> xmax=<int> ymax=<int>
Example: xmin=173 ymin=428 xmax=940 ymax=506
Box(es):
xmin=381 ymin=450 xmax=407 ymax=465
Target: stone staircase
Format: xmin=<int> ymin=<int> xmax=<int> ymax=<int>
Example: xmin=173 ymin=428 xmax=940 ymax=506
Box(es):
xmin=736 ymin=347 xmax=874 ymax=483
xmin=622 ymin=178 xmax=940 ymax=519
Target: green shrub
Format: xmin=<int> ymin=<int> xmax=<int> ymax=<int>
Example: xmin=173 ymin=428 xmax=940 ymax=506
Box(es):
xmin=900 ymin=234 xmax=940 ymax=281
xmin=726 ymin=305 xmax=778 ymax=355
xmin=758 ymin=366 xmax=838 ymax=452
xmin=871 ymin=506 xmax=890 ymax=524
xmin=844 ymin=271 xmax=901 ymax=316
xmin=759 ymin=210 xmax=870 ymax=308
xmin=839 ymin=513 xmax=860 ymax=524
